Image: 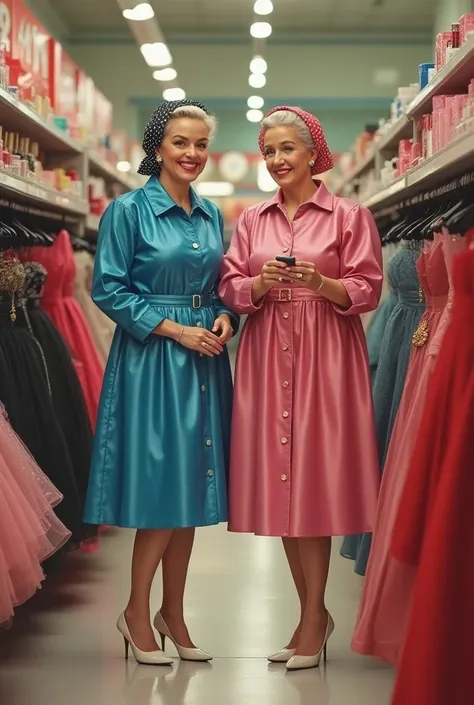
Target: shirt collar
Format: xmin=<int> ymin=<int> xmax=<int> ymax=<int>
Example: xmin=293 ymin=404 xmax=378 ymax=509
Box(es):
xmin=259 ymin=180 xmax=334 ymax=214
xmin=143 ymin=176 xmax=212 ymax=218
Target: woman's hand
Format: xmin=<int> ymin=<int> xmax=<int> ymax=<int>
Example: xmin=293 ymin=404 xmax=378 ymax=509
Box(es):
xmin=252 ymin=260 xmax=292 ymax=303
xmin=287 ymin=261 xmax=324 ymax=291
xmin=178 ymin=326 xmax=224 ymax=357
xmin=212 ymin=314 xmax=233 ymax=345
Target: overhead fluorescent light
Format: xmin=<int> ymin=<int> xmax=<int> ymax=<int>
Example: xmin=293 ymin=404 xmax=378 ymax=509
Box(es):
xmin=195 ymin=181 xmax=235 ymax=197
xmin=254 ymin=0 xmax=274 ymax=15
xmin=250 ymin=56 xmax=267 ymax=74
xmin=257 ymin=161 xmax=278 ymax=192
xmin=250 ymin=22 xmax=272 ymax=38
xmin=153 ymin=67 xmax=177 ymax=81
xmin=249 ymin=73 xmax=266 ymax=88
xmin=140 ymin=42 xmax=172 ymax=67
xmin=246 ymin=109 xmax=264 ymax=123
xmin=247 ymin=95 xmax=264 ymax=109
xmin=163 ymin=87 xmax=186 ymax=101
xmin=123 ymin=3 xmax=155 ymax=21
xmin=116 ymin=161 xmax=132 ymax=172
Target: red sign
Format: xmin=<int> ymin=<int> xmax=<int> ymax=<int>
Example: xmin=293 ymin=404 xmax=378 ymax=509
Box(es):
xmin=10 ymin=0 xmax=50 ymax=99
xmin=49 ymin=39 xmax=77 ymax=122
xmin=0 ymin=0 xmax=13 ymax=56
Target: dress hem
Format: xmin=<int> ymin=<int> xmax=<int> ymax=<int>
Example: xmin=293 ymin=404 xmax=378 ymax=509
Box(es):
xmin=227 ymin=525 xmax=375 ymax=538
xmin=84 ymin=518 xmax=228 ymax=531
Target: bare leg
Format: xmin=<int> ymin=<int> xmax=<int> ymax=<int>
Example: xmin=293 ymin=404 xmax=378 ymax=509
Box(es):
xmin=160 ymin=527 xmax=196 ymax=648
xmin=282 ymin=537 xmax=307 ymax=649
xmin=296 ymin=537 xmax=332 ymax=656
xmin=124 ymin=528 xmax=172 ymax=651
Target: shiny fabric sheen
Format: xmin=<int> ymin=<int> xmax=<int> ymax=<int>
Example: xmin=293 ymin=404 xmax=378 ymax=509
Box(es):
xmin=83 ymin=177 xmax=237 ymax=530
xmin=219 ymin=182 xmax=383 ymax=537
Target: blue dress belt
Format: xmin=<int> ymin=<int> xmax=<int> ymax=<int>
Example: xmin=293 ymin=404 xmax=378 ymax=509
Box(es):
xmin=142 ymin=294 xmax=217 ymax=309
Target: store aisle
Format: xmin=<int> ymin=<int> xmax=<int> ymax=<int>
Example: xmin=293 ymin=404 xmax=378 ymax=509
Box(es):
xmin=0 ymin=525 xmax=393 ymax=705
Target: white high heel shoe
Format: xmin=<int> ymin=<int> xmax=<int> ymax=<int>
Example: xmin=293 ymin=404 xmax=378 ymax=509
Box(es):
xmin=117 ymin=612 xmax=174 ymax=666
xmin=286 ymin=613 xmax=335 ymax=671
xmin=153 ymin=612 xmax=213 ymax=662
xmin=267 ymin=648 xmax=296 ymax=663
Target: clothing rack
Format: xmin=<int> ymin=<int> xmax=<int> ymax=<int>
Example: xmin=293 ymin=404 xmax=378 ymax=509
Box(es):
xmin=0 ymin=197 xmax=83 ymax=227
xmin=372 ymin=170 xmax=474 ymax=221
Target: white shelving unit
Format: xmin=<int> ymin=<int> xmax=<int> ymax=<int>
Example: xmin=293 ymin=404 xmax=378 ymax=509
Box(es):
xmin=0 ymin=172 xmax=89 ymax=214
xmin=0 ymin=87 xmax=140 ymax=233
xmin=335 ymin=35 xmax=474 ymax=208
xmin=361 ymin=131 xmax=474 ymax=209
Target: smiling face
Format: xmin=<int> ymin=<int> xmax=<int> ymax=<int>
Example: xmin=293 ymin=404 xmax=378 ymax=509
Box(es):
xmin=157 ymin=117 xmax=210 ymax=185
xmin=263 ymin=125 xmax=317 ymax=189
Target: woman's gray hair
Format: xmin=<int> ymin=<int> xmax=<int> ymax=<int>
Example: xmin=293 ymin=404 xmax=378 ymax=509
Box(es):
xmin=261 ymin=110 xmax=314 ymax=149
xmin=168 ymin=105 xmax=217 ymax=142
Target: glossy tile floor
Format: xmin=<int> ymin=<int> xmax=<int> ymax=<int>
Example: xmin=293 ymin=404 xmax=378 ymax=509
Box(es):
xmin=0 ymin=526 xmax=394 ymax=705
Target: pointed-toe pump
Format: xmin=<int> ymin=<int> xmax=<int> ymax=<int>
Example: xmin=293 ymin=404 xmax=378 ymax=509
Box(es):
xmin=117 ymin=612 xmax=174 ymax=666
xmin=286 ymin=613 xmax=335 ymax=671
xmin=153 ymin=612 xmax=213 ymax=662
xmin=267 ymin=648 xmax=296 ymax=663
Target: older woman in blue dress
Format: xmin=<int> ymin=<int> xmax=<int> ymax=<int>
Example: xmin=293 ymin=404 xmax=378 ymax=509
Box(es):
xmin=84 ymin=100 xmax=237 ymax=665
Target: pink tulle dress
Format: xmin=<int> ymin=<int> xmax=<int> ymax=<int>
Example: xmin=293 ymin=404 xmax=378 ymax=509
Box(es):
xmin=0 ymin=405 xmax=71 ymax=626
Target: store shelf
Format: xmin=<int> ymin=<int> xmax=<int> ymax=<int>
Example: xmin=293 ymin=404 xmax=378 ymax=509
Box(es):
xmin=362 ymin=177 xmax=407 ymax=209
xmin=376 ymin=115 xmax=413 ymax=152
xmin=406 ymin=131 xmax=474 ymax=186
xmin=87 ymin=150 xmax=138 ymax=190
xmin=85 ymin=213 xmax=101 ymax=232
xmin=0 ymin=88 xmax=84 ymax=155
xmin=334 ymin=151 xmax=376 ymax=194
xmin=0 ymin=171 xmax=89 ymax=214
xmin=361 ymin=129 xmax=474 ymax=210
xmin=407 ymin=35 xmax=474 ymax=119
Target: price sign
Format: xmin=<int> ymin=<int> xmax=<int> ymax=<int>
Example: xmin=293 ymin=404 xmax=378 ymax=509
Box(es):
xmin=10 ymin=0 xmax=50 ymax=98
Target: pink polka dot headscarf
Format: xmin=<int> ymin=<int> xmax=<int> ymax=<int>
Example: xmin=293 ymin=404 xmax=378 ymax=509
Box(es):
xmin=258 ymin=105 xmax=334 ymax=175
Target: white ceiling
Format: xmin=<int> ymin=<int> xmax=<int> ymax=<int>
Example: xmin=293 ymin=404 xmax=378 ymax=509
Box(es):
xmin=46 ymin=0 xmax=438 ymax=37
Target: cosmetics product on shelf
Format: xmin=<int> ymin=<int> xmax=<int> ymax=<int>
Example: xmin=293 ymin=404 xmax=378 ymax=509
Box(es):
xmin=419 ymin=63 xmax=435 ymax=90
xmin=436 ymin=32 xmax=453 ymax=71
xmin=446 ymin=23 xmax=461 ymax=63
xmin=0 ymin=43 xmax=9 ymax=90
xmin=459 ymin=13 xmax=474 ymax=44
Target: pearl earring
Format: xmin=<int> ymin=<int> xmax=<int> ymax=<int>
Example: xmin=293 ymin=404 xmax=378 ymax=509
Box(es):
xmin=309 ymin=159 xmax=315 ymax=168
xmin=156 ymin=155 xmax=163 ymax=164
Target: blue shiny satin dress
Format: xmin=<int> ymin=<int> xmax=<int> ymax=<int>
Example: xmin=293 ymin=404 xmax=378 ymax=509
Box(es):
xmin=83 ymin=177 xmax=237 ymax=530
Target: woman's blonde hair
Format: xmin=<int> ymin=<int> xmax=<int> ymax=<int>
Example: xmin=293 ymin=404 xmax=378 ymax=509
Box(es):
xmin=167 ymin=105 xmax=217 ymax=141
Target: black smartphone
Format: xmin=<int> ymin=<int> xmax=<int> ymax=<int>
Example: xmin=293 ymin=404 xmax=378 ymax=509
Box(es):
xmin=276 ymin=255 xmax=296 ymax=266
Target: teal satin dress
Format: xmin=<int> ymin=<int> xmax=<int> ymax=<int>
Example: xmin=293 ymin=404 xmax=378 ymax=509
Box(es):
xmin=83 ymin=177 xmax=238 ymax=530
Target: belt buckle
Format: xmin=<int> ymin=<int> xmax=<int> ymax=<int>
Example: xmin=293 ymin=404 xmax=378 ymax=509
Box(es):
xmin=278 ymin=288 xmax=292 ymax=302
xmin=192 ymin=294 xmax=202 ymax=309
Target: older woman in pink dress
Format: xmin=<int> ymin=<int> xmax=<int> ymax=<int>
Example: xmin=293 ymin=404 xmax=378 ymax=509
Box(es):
xmin=219 ymin=106 xmax=383 ymax=671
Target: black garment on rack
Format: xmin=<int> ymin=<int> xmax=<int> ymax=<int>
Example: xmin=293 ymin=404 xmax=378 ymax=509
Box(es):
xmin=16 ymin=262 xmax=94 ymax=510
xmin=0 ymin=262 xmax=85 ymax=545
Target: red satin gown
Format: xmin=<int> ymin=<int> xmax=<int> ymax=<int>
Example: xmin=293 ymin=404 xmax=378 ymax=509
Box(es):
xmin=25 ymin=231 xmax=103 ymax=427
xmin=391 ymin=238 xmax=474 ymax=705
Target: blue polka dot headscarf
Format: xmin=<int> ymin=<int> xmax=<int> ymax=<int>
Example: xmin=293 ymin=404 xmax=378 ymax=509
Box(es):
xmin=138 ymin=99 xmax=211 ymax=176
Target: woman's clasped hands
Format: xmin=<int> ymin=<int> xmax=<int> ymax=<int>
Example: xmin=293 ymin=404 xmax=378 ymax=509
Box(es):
xmin=177 ymin=314 xmax=233 ymax=357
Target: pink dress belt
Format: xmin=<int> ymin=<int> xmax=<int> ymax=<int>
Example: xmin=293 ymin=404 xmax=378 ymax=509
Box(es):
xmin=265 ymin=287 xmax=326 ymax=302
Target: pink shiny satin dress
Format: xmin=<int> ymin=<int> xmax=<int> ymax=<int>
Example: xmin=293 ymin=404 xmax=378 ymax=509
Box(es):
xmin=351 ymin=235 xmax=450 ymax=665
xmin=219 ymin=182 xmax=383 ymax=537
xmin=25 ymin=231 xmax=104 ymax=428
